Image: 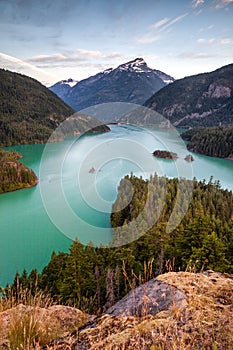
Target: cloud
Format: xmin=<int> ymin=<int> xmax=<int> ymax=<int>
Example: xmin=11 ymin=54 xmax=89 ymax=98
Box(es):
xmin=220 ymin=37 xmax=233 ymax=44
xmin=160 ymin=13 xmax=188 ymax=31
xmin=178 ymin=51 xmax=215 ymax=59
xmin=0 ymin=52 xmax=55 ymax=85
xmin=136 ymin=35 xmax=161 ymax=44
xmin=192 ymin=0 xmax=233 ymax=10
xmin=26 ymin=49 xmax=127 ymax=68
xmin=215 ymin=0 xmax=233 ymax=8
xmin=75 ymin=49 xmax=124 ymax=60
xmin=137 ymin=13 xmax=188 ymax=45
xmin=149 ymin=18 xmax=170 ymax=30
xmin=192 ymin=0 xmax=205 ymax=8
xmin=197 ymin=37 xmax=233 ymax=45
xmin=0 ymin=0 xmax=74 ymax=27
xmin=197 ymin=38 xmax=216 ymax=44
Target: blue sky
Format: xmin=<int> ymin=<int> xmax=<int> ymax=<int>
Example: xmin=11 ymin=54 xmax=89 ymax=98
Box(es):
xmin=0 ymin=0 xmax=233 ymax=85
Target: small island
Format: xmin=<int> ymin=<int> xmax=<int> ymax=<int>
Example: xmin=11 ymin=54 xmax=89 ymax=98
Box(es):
xmin=0 ymin=150 xmax=38 ymax=194
xmin=184 ymin=154 xmax=194 ymax=162
xmin=153 ymin=150 xmax=178 ymax=160
xmin=89 ymin=167 xmax=96 ymax=174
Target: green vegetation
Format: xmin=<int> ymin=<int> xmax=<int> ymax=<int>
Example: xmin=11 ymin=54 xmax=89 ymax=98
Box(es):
xmin=0 ymin=69 xmax=109 ymax=147
xmin=153 ymin=150 xmax=178 ymax=159
xmin=0 ymin=150 xmax=37 ymax=193
xmin=4 ymin=174 xmax=233 ymax=315
xmin=181 ymin=126 xmax=233 ymax=158
xmin=0 ymin=69 xmax=74 ymax=146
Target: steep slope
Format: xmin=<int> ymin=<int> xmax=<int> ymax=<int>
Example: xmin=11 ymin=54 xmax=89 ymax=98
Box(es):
xmin=0 ymin=69 xmax=109 ymax=147
xmin=49 ymin=58 xmax=174 ymax=114
xmin=144 ymin=63 xmax=233 ymax=127
xmin=0 ymin=69 xmax=74 ymax=146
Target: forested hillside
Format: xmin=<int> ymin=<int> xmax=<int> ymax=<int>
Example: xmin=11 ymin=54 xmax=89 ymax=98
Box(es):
xmin=0 ymin=69 xmax=75 ymax=146
xmin=0 ymin=69 xmax=109 ymax=147
xmin=0 ymin=150 xmax=37 ymax=193
xmin=144 ymin=63 xmax=233 ymax=127
xmin=7 ymin=174 xmax=233 ymax=313
xmin=181 ymin=126 xmax=233 ymax=158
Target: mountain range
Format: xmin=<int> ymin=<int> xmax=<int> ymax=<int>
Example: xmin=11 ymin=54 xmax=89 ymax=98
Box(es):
xmin=1 ymin=60 xmax=232 ymax=148
xmin=49 ymin=58 xmax=175 ymax=111
xmin=144 ymin=63 xmax=233 ymax=127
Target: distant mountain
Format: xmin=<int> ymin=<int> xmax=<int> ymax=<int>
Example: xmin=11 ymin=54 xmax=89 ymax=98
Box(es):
xmin=0 ymin=70 xmax=109 ymax=147
xmin=49 ymin=58 xmax=174 ymax=114
xmin=144 ymin=63 xmax=233 ymax=127
xmin=49 ymin=78 xmax=78 ymax=101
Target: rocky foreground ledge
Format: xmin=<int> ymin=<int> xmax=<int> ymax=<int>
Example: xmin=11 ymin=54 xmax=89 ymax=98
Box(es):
xmin=0 ymin=271 xmax=232 ymax=349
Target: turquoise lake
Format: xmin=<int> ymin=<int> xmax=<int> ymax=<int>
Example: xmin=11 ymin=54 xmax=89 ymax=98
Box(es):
xmin=0 ymin=125 xmax=233 ymax=286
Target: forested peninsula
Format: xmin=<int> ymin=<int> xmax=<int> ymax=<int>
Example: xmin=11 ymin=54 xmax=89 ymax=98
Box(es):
xmin=181 ymin=126 xmax=233 ymax=159
xmin=6 ymin=174 xmax=233 ymax=313
xmin=0 ymin=150 xmax=38 ymax=193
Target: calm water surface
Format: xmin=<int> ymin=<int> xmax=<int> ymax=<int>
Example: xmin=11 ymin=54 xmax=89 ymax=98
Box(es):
xmin=0 ymin=125 xmax=232 ymax=286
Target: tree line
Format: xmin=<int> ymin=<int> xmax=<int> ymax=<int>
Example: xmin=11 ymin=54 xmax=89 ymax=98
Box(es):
xmin=181 ymin=126 xmax=233 ymax=158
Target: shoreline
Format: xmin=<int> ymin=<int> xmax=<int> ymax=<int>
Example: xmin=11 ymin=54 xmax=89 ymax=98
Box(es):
xmin=0 ymin=179 xmax=38 ymax=195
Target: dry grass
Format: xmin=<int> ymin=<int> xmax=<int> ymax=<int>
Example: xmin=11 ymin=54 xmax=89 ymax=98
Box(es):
xmin=0 ymin=288 xmax=88 ymax=349
xmin=0 ymin=271 xmax=232 ymax=349
xmin=76 ymin=271 xmax=233 ymax=350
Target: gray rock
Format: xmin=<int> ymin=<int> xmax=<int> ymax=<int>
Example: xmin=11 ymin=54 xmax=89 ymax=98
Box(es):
xmin=105 ymin=278 xmax=187 ymax=317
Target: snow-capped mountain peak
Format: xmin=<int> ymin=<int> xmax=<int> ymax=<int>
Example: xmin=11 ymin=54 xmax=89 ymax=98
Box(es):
xmin=49 ymin=58 xmax=175 ymax=111
xmin=59 ymin=78 xmax=78 ymax=87
xmin=117 ymin=58 xmax=149 ymax=73
xmin=103 ymin=67 xmax=114 ymax=75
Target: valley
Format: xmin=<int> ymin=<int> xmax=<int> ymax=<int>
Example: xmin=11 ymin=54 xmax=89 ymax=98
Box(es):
xmin=0 ymin=61 xmax=232 ymax=350
xmin=1 ymin=0 xmax=233 ymax=348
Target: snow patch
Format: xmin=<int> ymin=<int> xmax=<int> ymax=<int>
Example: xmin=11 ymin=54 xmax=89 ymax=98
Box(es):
xmin=60 ymin=79 xmax=78 ymax=87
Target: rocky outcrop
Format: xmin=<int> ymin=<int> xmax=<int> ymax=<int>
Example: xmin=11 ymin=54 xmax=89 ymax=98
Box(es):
xmin=47 ymin=271 xmax=232 ymax=349
xmin=1 ymin=271 xmax=232 ymax=349
xmin=105 ymin=278 xmax=187 ymax=317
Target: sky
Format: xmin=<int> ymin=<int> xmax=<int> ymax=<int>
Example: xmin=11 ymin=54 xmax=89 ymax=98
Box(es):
xmin=0 ymin=0 xmax=233 ymax=86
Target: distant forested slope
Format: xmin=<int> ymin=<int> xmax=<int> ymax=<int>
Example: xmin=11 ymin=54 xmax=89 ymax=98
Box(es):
xmin=181 ymin=126 xmax=233 ymax=158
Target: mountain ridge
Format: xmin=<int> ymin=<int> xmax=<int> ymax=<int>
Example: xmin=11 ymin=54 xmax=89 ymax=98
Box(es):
xmin=49 ymin=58 xmax=175 ymax=112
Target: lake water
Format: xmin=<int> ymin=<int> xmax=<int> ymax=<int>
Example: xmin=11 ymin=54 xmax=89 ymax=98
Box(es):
xmin=1 ymin=125 xmax=233 ymax=286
